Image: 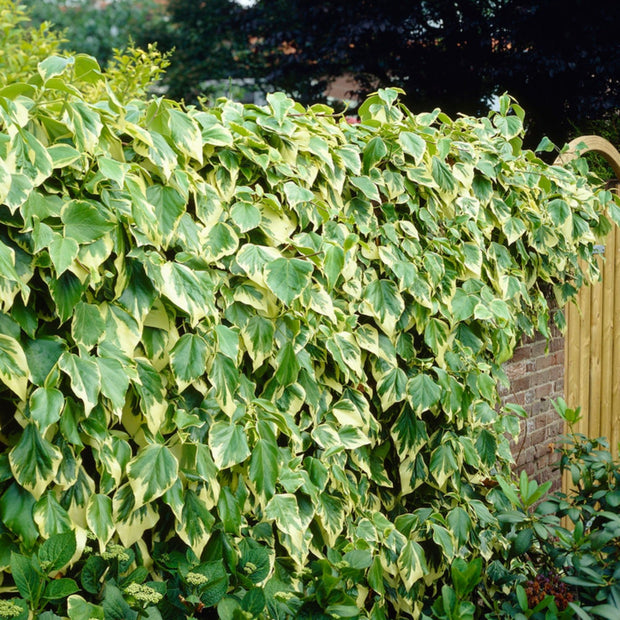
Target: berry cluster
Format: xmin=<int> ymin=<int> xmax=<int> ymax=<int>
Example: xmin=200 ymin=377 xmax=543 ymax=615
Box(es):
xmin=524 ymin=573 xmax=574 ymax=611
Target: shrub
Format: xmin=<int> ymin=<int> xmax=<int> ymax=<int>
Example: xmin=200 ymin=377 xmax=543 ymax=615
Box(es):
xmin=1 ymin=2 xmax=619 ymax=616
xmin=491 ymin=401 xmax=620 ymax=619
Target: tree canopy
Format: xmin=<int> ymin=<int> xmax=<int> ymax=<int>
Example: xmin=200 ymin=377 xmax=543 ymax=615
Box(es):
xmin=155 ymin=0 xmax=620 ymax=148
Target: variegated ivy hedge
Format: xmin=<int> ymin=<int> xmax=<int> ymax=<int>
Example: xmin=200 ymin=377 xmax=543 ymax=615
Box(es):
xmin=0 ymin=37 xmax=618 ymax=620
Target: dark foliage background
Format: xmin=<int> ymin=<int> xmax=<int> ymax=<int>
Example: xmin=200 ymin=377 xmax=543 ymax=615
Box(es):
xmin=24 ymin=0 xmax=620 ymax=149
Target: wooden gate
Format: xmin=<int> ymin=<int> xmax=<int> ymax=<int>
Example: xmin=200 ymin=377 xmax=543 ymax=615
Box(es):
xmin=559 ymin=136 xmax=620 ymax=457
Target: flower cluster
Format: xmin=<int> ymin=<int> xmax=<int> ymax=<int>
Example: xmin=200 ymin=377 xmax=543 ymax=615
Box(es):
xmin=524 ymin=573 xmax=574 ymax=611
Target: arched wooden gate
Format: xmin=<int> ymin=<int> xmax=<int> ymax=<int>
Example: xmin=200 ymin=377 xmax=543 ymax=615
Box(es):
xmin=556 ymin=136 xmax=620 ymax=457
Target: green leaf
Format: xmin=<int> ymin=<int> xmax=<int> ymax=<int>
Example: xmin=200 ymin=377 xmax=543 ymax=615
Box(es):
xmin=431 ymin=156 xmax=457 ymax=192
xmin=170 ymin=333 xmax=208 ymax=383
xmin=407 ymin=373 xmax=441 ymax=414
xmin=58 ymin=352 xmax=101 ymax=415
xmin=215 ymin=324 xmax=239 ymax=360
xmin=29 ymin=387 xmax=64 ymax=433
xmin=249 ymin=436 xmax=279 ymax=501
xmin=47 ymin=143 xmax=82 ymax=169
xmin=265 ymin=494 xmax=303 ymax=539
xmin=397 ymin=540 xmax=427 ymax=590
xmin=44 ymin=577 xmax=79 ymax=600
xmin=194 ymin=560 xmax=229 ymax=607
xmin=86 ymin=494 xmax=114 ymax=546
xmin=61 ymin=199 xmax=115 ymax=244
xmin=0 ymin=334 xmax=29 ymax=400
xmin=176 ymin=488 xmax=215 ymax=556
xmin=363 ymin=279 xmax=404 ymax=334
xmin=9 ymin=424 xmax=62 ymax=499
xmin=38 ymin=531 xmax=77 ymax=573
xmin=96 ymin=357 xmax=130 ymax=415
xmin=447 ymin=506 xmax=472 ymax=546
xmin=168 ymin=108 xmax=203 ymax=162
xmin=326 ymin=332 xmax=363 ymax=379
xmin=209 ymin=353 xmax=239 ymax=415
xmin=283 ymin=181 xmax=314 ymax=206
xmin=65 ymin=101 xmax=103 ymax=153
xmin=67 ymin=595 xmax=105 ymax=620
xmin=475 ymin=430 xmax=497 ymax=467
xmin=209 ymin=421 xmax=250 ymax=469
xmin=494 ymin=114 xmax=522 ymax=139
xmin=10 ymin=552 xmax=45 ymax=606
xmin=0 ymin=482 xmax=38 ymax=548
xmin=218 ymin=486 xmax=242 ymax=534
xmin=267 ymin=92 xmax=295 ymax=124
xmin=33 ymin=492 xmax=72 ymax=538
xmin=146 ymin=184 xmax=186 ymax=247
xmin=274 ymin=341 xmax=300 ymax=387
xmin=38 ymin=55 xmax=74 ymax=82
xmin=265 ymin=257 xmax=314 ymax=305
xmin=71 ymin=302 xmax=105 ymax=348
xmin=399 ymin=132 xmax=426 ymax=164
xmin=127 ymin=444 xmax=179 ymax=508
xmin=231 ymin=201 xmax=261 ymax=232
xmin=429 ymin=444 xmax=458 ymax=489
xmin=158 ymin=261 xmax=215 ymax=324
xmin=102 ymin=583 xmax=137 ymax=620
xmin=363 ymin=137 xmax=388 ymax=172
xmin=241 ymin=315 xmax=274 ymax=370
xmin=350 ymin=176 xmax=380 ymax=202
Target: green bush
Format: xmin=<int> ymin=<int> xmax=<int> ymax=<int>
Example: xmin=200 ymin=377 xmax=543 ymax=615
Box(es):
xmin=21 ymin=0 xmax=166 ymax=69
xmin=1 ymin=1 xmax=619 ymax=617
xmin=490 ymin=402 xmax=620 ymax=619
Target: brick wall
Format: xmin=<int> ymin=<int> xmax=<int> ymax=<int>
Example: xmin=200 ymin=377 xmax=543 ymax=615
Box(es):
xmin=500 ymin=324 xmax=565 ymax=493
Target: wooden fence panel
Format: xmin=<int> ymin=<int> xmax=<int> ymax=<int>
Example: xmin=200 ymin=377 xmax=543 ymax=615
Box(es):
xmin=559 ymin=136 xmax=620 ymax=458
xmin=565 ymin=209 xmax=620 ymax=457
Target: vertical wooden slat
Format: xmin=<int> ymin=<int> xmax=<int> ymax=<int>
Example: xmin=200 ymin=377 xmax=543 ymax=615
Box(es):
xmin=588 ymin=254 xmax=603 ymax=439
xmin=600 ymin=226 xmax=615 ymax=448
xmin=612 ymin=222 xmax=620 ymax=456
xmin=578 ymin=280 xmax=592 ymax=439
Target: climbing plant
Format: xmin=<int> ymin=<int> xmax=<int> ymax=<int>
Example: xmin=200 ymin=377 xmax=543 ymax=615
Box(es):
xmin=0 ymin=2 xmax=618 ymax=617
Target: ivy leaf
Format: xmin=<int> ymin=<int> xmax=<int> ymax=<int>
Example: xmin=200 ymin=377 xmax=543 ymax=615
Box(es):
xmin=29 ymin=387 xmax=64 ymax=434
xmin=399 ymin=132 xmax=426 ymax=164
xmin=58 ymin=352 xmax=101 ymax=416
xmin=265 ymin=494 xmax=303 ymax=539
xmin=209 ymin=421 xmax=250 ymax=469
xmin=127 ymin=444 xmax=178 ymax=508
xmin=407 ymin=374 xmax=441 ymax=414
xmin=0 ymin=334 xmax=29 ymax=400
xmin=48 ymin=234 xmax=79 ymax=276
xmin=231 ymin=201 xmax=261 ymax=232
xmin=33 ymin=492 xmax=72 ymax=537
xmin=265 ymin=258 xmax=314 ymax=305
xmin=176 ymin=488 xmax=215 ymax=557
xmin=9 ymin=424 xmax=62 ymax=499
xmin=363 ymin=137 xmax=388 ymax=173
xmin=430 ymin=444 xmax=458 ymax=489
xmin=363 ymin=279 xmax=404 ymax=334
xmin=0 ymin=482 xmax=39 ymax=548
xmin=170 ymin=333 xmax=208 ymax=383
xmin=209 ymin=353 xmax=239 ymax=416
xmin=249 ymin=436 xmax=278 ymax=501
xmin=431 ymin=156 xmax=457 ymax=192
xmin=86 ymin=494 xmax=114 ymax=547
xmin=397 ymin=541 xmax=427 ymax=590
xmin=241 ymin=315 xmax=275 ymax=370
xmin=61 ymin=199 xmax=114 ymax=244
xmin=274 ymin=342 xmax=300 ymax=387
